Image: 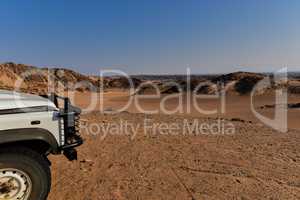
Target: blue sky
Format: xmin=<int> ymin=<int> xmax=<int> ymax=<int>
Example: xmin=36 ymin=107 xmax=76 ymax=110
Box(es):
xmin=0 ymin=0 xmax=300 ymax=74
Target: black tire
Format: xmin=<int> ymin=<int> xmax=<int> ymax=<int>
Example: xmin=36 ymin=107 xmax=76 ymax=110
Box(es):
xmin=0 ymin=146 xmax=51 ymax=200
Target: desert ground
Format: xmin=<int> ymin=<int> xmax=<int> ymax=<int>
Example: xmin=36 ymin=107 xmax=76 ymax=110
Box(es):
xmin=1 ymin=63 xmax=300 ymax=199
xmin=48 ymin=90 xmax=300 ymax=200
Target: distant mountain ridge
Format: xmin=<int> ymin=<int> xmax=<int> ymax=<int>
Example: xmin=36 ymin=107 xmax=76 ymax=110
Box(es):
xmin=1 ymin=62 xmax=299 ymax=95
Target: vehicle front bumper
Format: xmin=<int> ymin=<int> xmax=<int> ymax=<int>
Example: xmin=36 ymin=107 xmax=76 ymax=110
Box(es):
xmin=48 ymin=93 xmax=83 ymax=160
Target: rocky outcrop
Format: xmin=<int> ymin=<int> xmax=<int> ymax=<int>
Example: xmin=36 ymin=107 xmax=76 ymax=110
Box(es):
xmin=0 ymin=62 xmax=101 ymax=94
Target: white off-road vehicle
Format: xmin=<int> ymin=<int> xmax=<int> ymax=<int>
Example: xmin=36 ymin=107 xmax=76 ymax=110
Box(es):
xmin=0 ymin=90 xmax=83 ymax=200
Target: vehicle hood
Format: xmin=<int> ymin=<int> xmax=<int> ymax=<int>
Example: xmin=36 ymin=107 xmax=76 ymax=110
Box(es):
xmin=0 ymin=90 xmax=57 ymax=110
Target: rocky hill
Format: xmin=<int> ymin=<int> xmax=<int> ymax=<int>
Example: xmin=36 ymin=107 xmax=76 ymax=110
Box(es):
xmin=0 ymin=62 xmax=103 ymax=94
xmin=211 ymin=71 xmax=265 ymax=84
xmin=0 ymin=62 xmax=145 ymax=94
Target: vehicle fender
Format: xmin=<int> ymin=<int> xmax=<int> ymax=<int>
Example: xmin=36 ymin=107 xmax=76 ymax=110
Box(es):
xmin=0 ymin=128 xmax=60 ymax=153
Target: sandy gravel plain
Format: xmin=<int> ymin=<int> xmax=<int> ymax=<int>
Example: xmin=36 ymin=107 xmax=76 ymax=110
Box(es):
xmin=48 ymin=91 xmax=300 ymax=200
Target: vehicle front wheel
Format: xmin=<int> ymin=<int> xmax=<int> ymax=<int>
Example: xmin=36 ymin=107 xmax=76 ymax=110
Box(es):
xmin=0 ymin=147 xmax=51 ymax=200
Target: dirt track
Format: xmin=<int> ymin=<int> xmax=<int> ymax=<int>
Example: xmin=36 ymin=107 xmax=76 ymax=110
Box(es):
xmin=48 ymin=112 xmax=300 ymax=200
